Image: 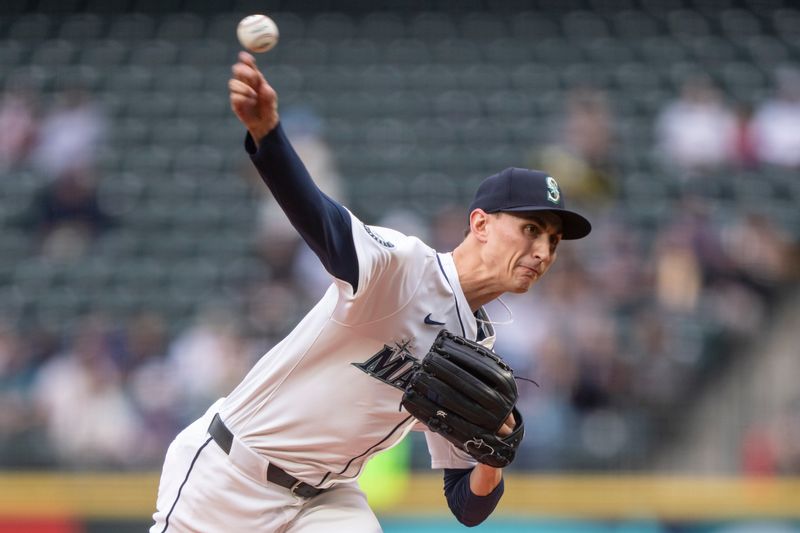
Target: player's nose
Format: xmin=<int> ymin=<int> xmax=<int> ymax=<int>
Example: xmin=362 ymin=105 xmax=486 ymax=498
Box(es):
xmin=530 ymin=237 xmax=552 ymax=263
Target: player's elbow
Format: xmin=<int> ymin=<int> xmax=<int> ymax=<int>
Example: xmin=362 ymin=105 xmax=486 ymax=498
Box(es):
xmin=452 ymin=510 xmax=488 ymax=527
xmin=443 ymin=467 xmax=503 ymax=527
xmin=445 ymin=489 xmax=501 ymax=527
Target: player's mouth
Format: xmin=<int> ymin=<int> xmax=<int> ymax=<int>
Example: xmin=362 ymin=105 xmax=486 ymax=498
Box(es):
xmin=517 ymin=265 xmax=541 ymax=278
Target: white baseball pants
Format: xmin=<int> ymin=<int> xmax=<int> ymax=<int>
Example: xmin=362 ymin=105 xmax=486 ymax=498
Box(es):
xmin=150 ymin=399 xmax=382 ymax=532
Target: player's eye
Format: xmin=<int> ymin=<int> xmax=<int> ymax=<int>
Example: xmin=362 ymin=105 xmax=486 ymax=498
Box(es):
xmin=523 ymin=224 xmax=541 ymax=236
xmin=549 ymin=235 xmax=560 ymax=253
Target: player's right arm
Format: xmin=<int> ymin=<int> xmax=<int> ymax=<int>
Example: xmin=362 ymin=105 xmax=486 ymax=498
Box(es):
xmin=229 ymin=51 xmax=359 ymax=290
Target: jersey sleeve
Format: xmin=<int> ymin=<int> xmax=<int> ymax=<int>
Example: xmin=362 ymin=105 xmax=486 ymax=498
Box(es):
xmin=423 ymin=429 xmax=477 ymax=470
xmin=443 ymin=468 xmax=504 ymax=527
xmin=332 ymin=210 xmax=434 ymax=324
xmin=246 ymin=125 xmax=359 ymax=290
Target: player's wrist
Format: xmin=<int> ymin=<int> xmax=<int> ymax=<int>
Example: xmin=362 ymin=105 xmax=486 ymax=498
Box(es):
xmin=248 ymin=118 xmax=278 ymax=148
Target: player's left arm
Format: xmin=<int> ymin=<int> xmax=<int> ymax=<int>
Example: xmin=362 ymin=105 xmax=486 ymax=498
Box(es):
xmin=443 ymin=465 xmax=504 ymax=527
xmin=437 ymin=406 xmax=517 ymax=525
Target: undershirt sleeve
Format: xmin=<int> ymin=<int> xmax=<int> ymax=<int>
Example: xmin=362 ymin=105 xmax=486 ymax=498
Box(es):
xmin=442 ymin=468 xmax=505 ymax=527
xmin=245 ymin=124 xmax=359 ymax=292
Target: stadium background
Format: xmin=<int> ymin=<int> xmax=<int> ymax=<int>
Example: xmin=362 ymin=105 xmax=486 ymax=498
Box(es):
xmin=0 ymin=0 xmax=798 ymax=531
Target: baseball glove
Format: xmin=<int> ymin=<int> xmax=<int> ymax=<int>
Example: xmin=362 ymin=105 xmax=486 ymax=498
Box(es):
xmin=401 ymin=329 xmax=524 ymax=468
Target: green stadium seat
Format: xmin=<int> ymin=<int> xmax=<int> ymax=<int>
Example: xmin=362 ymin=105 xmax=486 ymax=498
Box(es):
xmin=510 ymin=63 xmax=561 ymax=93
xmin=278 ymin=39 xmax=329 ymax=65
xmin=149 ymin=118 xmax=201 ymax=147
xmin=772 ymin=8 xmax=800 ymax=42
xmin=409 ymin=118 xmax=459 ymax=145
xmin=307 ymin=12 xmax=356 ymax=42
xmin=459 ymin=12 xmax=508 ymax=41
xmin=637 ymin=36 xmax=689 ymax=65
xmin=431 ymin=39 xmax=481 ymax=65
xmin=684 ymin=36 xmax=740 ymax=64
xmin=106 ymin=13 xmax=155 ymax=41
xmin=582 ymin=37 xmax=635 ymax=65
xmin=156 ymin=13 xmax=206 ymax=41
xmin=178 ymin=39 xmax=230 ymax=66
xmin=133 ymin=0 xmax=185 ymax=13
xmin=102 ymin=65 xmax=153 ymax=92
xmin=83 ymin=0 xmax=133 ymax=13
xmin=78 ymin=39 xmax=128 ymax=67
xmin=740 ymin=35 xmax=791 ymax=69
xmin=52 ymin=64 xmax=102 ymax=92
xmin=533 ymin=38 xmax=584 ymax=64
xmin=562 ymin=10 xmax=610 ymax=41
xmin=561 ymin=62 xmax=611 ymax=89
xmin=509 ymin=11 xmax=560 ymax=40
xmin=610 ymin=9 xmax=662 ymax=39
xmin=719 ymin=9 xmax=762 ymax=39
xmin=329 ymin=39 xmax=380 ymax=66
xmin=666 ymin=9 xmax=712 ymax=38
xmin=7 ymin=14 xmax=54 ymax=41
xmin=458 ymin=64 xmax=509 ymax=91
xmin=175 ymin=91 xmax=228 ymax=118
xmin=58 ymin=14 xmax=106 ymax=40
xmin=382 ymin=39 xmax=431 ymax=65
xmin=408 ymin=12 xmax=458 ymax=41
xmin=484 ymin=90 xmax=536 ymax=119
xmin=0 ymin=41 xmax=25 ymax=68
xmin=303 ymin=65 xmax=360 ymax=92
xmin=359 ymin=12 xmax=406 ymax=42
xmin=0 ymin=231 xmax=33 ymax=270
xmin=482 ymin=38 xmax=533 ymax=65
xmin=129 ymin=39 xmax=179 ymax=66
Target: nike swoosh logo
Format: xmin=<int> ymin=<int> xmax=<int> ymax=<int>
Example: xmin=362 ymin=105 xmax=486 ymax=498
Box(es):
xmin=424 ymin=314 xmax=446 ymax=326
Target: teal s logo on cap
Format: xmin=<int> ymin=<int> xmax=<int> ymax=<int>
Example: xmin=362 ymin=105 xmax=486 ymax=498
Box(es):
xmin=545 ymin=176 xmax=560 ymax=204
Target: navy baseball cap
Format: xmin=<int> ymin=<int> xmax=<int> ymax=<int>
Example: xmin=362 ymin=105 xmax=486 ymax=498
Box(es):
xmin=468 ymin=168 xmax=591 ymax=240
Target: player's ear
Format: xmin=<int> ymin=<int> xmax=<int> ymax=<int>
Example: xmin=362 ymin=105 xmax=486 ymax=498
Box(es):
xmin=469 ymin=209 xmax=490 ymax=243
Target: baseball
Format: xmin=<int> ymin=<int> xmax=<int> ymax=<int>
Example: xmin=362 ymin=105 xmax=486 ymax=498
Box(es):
xmin=237 ymin=14 xmax=279 ymax=53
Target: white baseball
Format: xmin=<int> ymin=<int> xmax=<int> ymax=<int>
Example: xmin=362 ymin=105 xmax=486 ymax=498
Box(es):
xmin=237 ymin=14 xmax=279 ymax=53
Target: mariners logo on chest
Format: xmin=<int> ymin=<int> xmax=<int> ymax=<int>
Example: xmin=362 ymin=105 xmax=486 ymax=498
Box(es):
xmin=351 ymin=337 xmax=419 ymax=391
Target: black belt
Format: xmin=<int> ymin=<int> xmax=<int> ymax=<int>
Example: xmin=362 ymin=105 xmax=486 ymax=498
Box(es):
xmin=208 ymin=413 xmax=324 ymax=499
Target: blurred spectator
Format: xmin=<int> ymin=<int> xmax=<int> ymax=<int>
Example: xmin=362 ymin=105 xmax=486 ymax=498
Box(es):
xmin=742 ymin=401 xmax=800 ymax=475
xmin=166 ymin=306 xmax=253 ymax=423
xmin=655 ymin=76 xmax=736 ymax=175
xmin=30 ymin=87 xmax=107 ymax=179
xmin=720 ymin=211 xmax=797 ymax=295
xmin=751 ymin=68 xmax=800 ymax=168
xmin=430 ymin=205 xmax=469 ymax=252
xmin=653 ymin=220 xmax=703 ymax=312
xmin=0 ymin=85 xmax=39 ymax=171
xmin=731 ymin=102 xmax=759 ymax=169
xmin=242 ymin=279 xmax=304 ymax=342
xmin=0 ymin=321 xmax=51 ymax=467
xmin=30 ymin=315 xmax=143 ymax=467
xmin=16 ymin=166 xmax=116 ymax=260
xmin=121 ymin=313 xmax=182 ymax=464
xmin=532 ymin=87 xmax=618 ymax=205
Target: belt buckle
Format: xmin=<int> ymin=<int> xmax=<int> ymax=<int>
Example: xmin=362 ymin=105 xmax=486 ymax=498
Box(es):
xmin=290 ymin=480 xmax=305 ymax=497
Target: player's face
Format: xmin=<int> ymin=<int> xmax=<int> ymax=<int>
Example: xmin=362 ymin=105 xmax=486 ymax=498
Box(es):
xmin=485 ymin=212 xmax=562 ymax=293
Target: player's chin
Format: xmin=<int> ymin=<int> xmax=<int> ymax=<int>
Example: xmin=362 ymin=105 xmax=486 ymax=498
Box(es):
xmin=509 ymin=275 xmax=538 ymax=293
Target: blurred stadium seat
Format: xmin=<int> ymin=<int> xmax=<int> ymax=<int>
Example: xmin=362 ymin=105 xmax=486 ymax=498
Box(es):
xmin=0 ymin=2 xmax=798 ymax=496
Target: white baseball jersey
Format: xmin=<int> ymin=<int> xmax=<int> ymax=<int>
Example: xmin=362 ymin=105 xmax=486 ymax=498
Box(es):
xmin=219 ymin=210 xmax=495 ymax=488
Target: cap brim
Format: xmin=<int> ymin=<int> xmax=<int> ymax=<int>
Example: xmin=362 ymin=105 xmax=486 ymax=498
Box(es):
xmin=501 ymin=206 xmax=592 ymax=240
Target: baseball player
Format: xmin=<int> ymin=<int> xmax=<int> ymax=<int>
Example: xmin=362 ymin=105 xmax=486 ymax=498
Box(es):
xmin=150 ymin=51 xmax=591 ymax=532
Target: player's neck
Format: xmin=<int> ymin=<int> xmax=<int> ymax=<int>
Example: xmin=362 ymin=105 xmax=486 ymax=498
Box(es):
xmin=451 ymin=243 xmax=504 ymax=312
